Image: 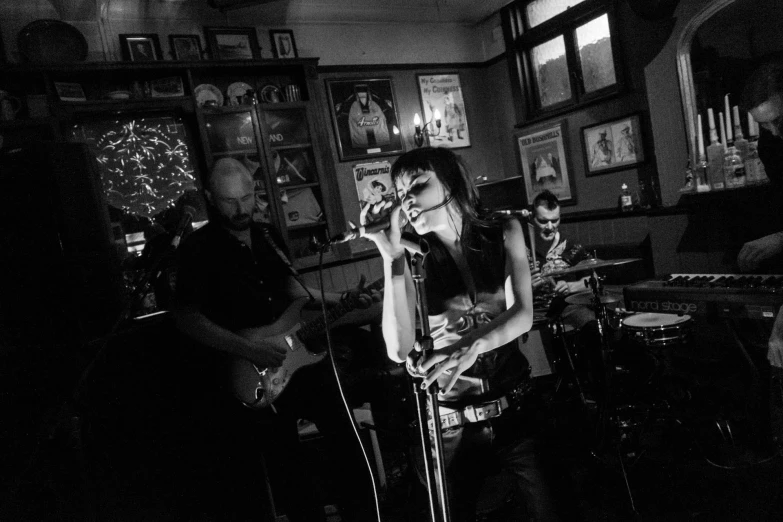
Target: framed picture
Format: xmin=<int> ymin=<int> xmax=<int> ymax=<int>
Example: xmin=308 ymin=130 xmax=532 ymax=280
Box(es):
xmin=204 ymin=27 xmax=260 ymax=61
xmin=150 ymin=76 xmax=185 ymax=98
xmin=326 ymin=78 xmax=404 ymax=162
xmin=416 ymin=73 xmax=470 ymax=149
xmin=169 ymin=34 xmax=203 ymax=61
xmin=54 ymin=82 xmax=87 ymax=102
xmin=515 ymin=120 xmax=575 ymax=206
xmin=119 ymin=34 xmax=162 ymax=62
xmin=581 ymin=112 xmax=646 ymax=175
xmin=269 ymin=29 xmax=298 ymax=59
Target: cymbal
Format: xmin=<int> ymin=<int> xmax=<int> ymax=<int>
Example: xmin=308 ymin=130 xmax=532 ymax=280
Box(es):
xmin=544 ymin=257 xmax=642 ymax=276
xmin=565 ymin=292 xmax=622 ymax=306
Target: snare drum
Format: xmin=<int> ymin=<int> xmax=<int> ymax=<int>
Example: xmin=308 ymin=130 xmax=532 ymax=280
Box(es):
xmin=622 ymin=313 xmax=692 ymax=348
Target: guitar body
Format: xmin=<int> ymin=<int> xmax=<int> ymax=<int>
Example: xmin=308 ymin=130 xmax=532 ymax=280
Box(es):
xmin=232 ymin=298 xmax=326 ymax=409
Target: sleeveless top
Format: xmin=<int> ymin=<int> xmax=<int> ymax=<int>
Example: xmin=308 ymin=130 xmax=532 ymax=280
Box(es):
xmin=420 ymin=223 xmax=531 ymax=407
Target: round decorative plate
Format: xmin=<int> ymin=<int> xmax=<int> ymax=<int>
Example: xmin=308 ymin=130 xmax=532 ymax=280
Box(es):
xmin=194 ymin=84 xmax=224 ymax=107
xmin=17 ymin=19 xmax=88 ymax=64
xmin=226 ymin=82 xmax=253 ymax=105
xmin=260 ymin=84 xmax=283 ymax=104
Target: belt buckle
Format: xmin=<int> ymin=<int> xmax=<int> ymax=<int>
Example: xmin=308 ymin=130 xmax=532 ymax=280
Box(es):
xmin=463 ymin=399 xmax=503 ymax=423
xmin=429 ymin=410 xmax=462 ymax=430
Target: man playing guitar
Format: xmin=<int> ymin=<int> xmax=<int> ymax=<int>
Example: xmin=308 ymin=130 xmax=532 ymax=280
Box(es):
xmin=173 ymin=157 xmax=379 ymax=522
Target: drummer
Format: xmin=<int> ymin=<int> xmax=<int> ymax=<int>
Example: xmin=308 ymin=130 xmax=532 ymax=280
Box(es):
xmin=527 ymin=190 xmax=594 ymax=331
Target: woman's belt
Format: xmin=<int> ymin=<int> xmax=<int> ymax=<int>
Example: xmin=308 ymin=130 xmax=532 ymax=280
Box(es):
xmin=431 ymin=396 xmax=510 ymax=430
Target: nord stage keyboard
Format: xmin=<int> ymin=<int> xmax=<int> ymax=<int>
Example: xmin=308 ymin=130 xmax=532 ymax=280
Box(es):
xmin=624 ymin=274 xmax=783 ymax=320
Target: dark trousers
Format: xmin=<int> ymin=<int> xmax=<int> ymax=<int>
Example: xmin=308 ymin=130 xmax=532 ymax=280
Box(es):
xmin=437 ymin=409 xmax=560 ymax=522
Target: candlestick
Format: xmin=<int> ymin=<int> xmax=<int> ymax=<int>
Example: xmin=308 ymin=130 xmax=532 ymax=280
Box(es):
xmin=748 ymin=112 xmax=759 ymax=137
xmin=708 ymin=108 xmax=718 ymax=143
xmin=719 ymin=111 xmax=727 ymax=150
xmin=733 ymin=105 xmax=743 ymax=137
xmin=697 ymin=113 xmax=705 ymax=157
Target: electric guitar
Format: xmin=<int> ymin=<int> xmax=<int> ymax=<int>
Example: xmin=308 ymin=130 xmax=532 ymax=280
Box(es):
xmin=230 ymin=278 xmax=384 ymax=409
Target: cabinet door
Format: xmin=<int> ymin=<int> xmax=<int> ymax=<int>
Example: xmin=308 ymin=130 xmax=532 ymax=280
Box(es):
xmin=198 ymin=105 xmax=280 ymax=227
xmin=257 ymin=103 xmax=332 ymax=265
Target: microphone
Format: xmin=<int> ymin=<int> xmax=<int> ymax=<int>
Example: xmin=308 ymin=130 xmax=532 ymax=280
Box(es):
xmin=493 ymin=208 xmax=532 ymax=218
xmin=330 ymin=216 xmax=393 ymax=244
xmin=170 ymin=205 xmax=196 ymax=248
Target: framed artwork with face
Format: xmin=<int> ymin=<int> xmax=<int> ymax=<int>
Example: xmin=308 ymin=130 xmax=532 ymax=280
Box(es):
xmin=514 ymin=120 xmax=575 ymax=206
xmin=119 ymin=34 xmax=162 ymax=62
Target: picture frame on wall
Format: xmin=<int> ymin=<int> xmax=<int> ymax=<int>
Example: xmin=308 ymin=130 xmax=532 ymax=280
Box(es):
xmin=416 ymin=73 xmax=470 ymax=149
xmin=515 ymin=120 xmax=575 ymax=206
xmin=119 ymin=34 xmax=162 ymax=62
xmin=581 ymin=112 xmax=646 ymax=176
xmin=269 ymin=29 xmax=298 ymax=59
xmin=326 ymin=78 xmax=404 ymax=162
xmin=169 ymin=34 xmax=203 ymax=61
xmin=204 ymin=27 xmax=260 ymax=61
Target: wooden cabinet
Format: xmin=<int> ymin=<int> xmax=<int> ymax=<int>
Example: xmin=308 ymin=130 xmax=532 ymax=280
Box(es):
xmin=0 ymin=59 xmax=343 ymax=268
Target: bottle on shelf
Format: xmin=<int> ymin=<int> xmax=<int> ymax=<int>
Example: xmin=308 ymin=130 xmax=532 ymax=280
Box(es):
xmin=723 ymin=141 xmax=746 ymax=188
xmin=706 ymin=108 xmax=725 ymax=190
xmin=619 ymin=183 xmax=633 ymax=212
xmin=732 ymin=105 xmax=749 ymax=164
xmin=746 ymin=112 xmax=768 ymax=184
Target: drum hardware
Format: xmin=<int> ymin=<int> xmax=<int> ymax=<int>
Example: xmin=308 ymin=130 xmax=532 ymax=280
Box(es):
xmin=565 ymin=291 xmax=623 ymax=306
xmin=544 ymin=257 xmax=642 ymax=277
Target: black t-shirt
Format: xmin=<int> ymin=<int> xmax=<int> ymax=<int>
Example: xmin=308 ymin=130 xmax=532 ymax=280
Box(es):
xmin=175 ymin=221 xmax=292 ymax=332
xmin=758 ymin=131 xmax=783 ymax=191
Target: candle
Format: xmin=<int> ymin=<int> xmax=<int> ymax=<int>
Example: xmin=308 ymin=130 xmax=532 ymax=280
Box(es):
xmin=697 ymin=113 xmax=705 ymax=157
xmin=413 ymin=112 xmax=422 ymax=134
xmin=733 ymin=105 xmax=742 ymax=137
xmin=719 ymin=111 xmax=727 ymax=150
xmin=724 ymin=94 xmax=733 ymax=141
xmin=708 ymin=108 xmax=718 ymax=143
xmin=748 ymin=112 xmax=758 ymax=137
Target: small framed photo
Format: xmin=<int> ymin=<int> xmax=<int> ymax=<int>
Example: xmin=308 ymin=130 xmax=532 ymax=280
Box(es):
xmin=119 ymin=34 xmax=162 ymax=62
xmin=581 ymin=112 xmax=646 ymax=176
xmin=269 ymin=29 xmax=298 ymax=59
xmin=204 ymin=26 xmax=260 ymax=61
xmin=150 ymin=76 xmax=185 ymax=98
xmin=169 ymin=34 xmax=203 ymax=61
xmin=515 ymin=119 xmax=575 ymax=206
xmin=54 ymin=82 xmax=87 ymax=102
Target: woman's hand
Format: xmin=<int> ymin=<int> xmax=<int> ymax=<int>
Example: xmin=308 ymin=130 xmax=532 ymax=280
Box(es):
xmin=407 ymin=339 xmax=482 ymax=394
xmin=356 ymin=201 xmax=407 ymax=262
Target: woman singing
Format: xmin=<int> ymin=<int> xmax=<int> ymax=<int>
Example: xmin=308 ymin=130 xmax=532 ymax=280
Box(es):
xmin=362 ymin=147 xmax=560 ymax=521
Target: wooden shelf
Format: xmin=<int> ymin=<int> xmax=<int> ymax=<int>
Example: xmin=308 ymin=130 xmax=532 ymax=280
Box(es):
xmin=54 ymin=96 xmax=194 ymax=114
xmin=288 ymin=220 xmax=327 ymax=231
xmin=279 ymin=181 xmax=319 ymax=190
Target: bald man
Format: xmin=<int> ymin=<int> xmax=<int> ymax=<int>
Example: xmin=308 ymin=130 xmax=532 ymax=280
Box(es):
xmin=173 ymin=158 xmax=376 ymax=521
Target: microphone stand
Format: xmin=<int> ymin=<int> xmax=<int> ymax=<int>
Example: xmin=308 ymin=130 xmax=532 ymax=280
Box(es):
xmin=409 ymin=243 xmax=452 ymax=522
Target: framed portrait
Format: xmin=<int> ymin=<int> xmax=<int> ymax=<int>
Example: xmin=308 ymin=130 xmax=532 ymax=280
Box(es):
xmin=204 ymin=27 xmax=260 ymax=61
xmin=582 ymin=112 xmax=646 ymax=175
xmin=169 ymin=34 xmax=203 ymax=61
xmin=119 ymin=34 xmax=162 ymax=62
xmin=515 ymin=120 xmax=575 ymax=206
xmin=54 ymin=82 xmax=87 ymax=102
xmin=326 ymin=78 xmax=404 ymax=162
xmin=416 ymin=73 xmax=470 ymax=149
xmin=269 ymin=29 xmax=298 ymax=59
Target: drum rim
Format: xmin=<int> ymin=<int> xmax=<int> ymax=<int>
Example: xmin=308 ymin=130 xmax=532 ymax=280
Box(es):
xmin=622 ymin=312 xmax=692 ymax=328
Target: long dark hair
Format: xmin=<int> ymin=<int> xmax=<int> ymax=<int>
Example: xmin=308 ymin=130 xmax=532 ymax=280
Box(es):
xmin=390 ymin=147 xmax=494 ymax=231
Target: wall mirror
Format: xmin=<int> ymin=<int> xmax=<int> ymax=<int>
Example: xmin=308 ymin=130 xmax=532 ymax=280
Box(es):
xmin=677 ymin=0 xmax=783 ymax=165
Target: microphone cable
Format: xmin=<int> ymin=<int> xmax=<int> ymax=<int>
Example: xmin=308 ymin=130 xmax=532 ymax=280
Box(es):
xmin=316 ymin=245 xmax=383 ymax=522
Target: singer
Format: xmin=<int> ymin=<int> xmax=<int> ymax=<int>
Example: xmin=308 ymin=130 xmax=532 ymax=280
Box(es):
xmin=360 ymin=147 xmax=561 ymax=521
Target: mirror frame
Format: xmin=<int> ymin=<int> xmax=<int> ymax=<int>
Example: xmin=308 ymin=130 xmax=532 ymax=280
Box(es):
xmin=676 ymin=0 xmax=735 ymax=167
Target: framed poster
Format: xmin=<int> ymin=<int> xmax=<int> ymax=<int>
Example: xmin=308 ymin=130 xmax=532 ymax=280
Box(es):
xmin=416 ymin=73 xmax=470 ymax=148
xmin=515 ymin=120 xmax=575 ymax=206
xmin=582 ymin=112 xmax=646 ymax=175
xmin=119 ymin=34 xmax=162 ymax=62
xmin=204 ymin=26 xmax=260 ymax=61
xmin=269 ymin=29 xmax=298 ymax=59
xmin=169 ymin=34 xmax=203 ymax=61
xmin=326 ymin=78 xmax=403 ymax=162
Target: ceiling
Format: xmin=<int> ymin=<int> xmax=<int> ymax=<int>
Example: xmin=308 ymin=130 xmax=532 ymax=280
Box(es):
xmin=230 ymin=0 xmax=513 ymax=25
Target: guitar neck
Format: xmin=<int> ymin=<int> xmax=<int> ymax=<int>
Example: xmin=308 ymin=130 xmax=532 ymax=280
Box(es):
xmin=297 ymin=278 xmax=384 ymax=343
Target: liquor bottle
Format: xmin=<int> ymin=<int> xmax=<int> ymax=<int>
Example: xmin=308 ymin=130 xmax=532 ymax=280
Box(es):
xmin=619 ymin=183 xmax=633 ymax=211
xmin=732 ymin=105 xmax=749 ymax=164
xmin=706 ymin=108 xmax=725 ymax=189
xmin=723 ymin=142 xmax=746 ymax=188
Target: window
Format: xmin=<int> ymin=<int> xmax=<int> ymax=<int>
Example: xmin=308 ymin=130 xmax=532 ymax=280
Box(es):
xmin=503 ymin=0 xmax=621 ymax=120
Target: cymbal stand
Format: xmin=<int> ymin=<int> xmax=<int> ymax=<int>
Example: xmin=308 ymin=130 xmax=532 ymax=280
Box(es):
xmin=586 ymin=269 xmax=639 ymax=516
xmin=409 ymin=245 xmax=451 ymax=522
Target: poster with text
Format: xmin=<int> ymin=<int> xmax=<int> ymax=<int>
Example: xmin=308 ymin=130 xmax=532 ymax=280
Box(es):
xmin=516 ymin=120 xmax=575 ymax=206
xmin=350 ymin=160 xmax=395 ymax=254
xmin=417 ymin=73 xmax=470 ymax=149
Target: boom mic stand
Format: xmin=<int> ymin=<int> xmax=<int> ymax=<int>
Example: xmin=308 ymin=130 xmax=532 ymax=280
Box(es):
xmin=409 ymin=243 xmax=452 ymax=522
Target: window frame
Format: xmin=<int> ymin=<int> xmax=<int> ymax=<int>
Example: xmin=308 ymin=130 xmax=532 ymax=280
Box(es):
xmin=503 ymin=0 xmax=624 ymax=123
